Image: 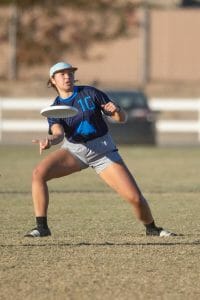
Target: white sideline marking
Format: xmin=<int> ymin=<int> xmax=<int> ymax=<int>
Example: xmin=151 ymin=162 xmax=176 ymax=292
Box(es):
xmin=1 ymin=97 xmax=200 ymax=110
xmin=1 ymin=120 xmax=48 ymax=131
xmin=1 ymin=120 xmax=199 ymax=133
xmin=157 ymin=121 xmax=200 ymax=132
xmin=149 ymin=98 xmax=200 ymax=111
xmin=0 ymin=98 xmax=51 ymax=110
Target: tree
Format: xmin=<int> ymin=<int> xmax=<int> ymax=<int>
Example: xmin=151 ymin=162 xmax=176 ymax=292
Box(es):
xmin=12 ymin=2 xmax=138 ymax=65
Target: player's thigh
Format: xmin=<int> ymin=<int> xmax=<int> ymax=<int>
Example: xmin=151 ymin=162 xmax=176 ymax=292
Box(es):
xmin=34 ymin=149 xmax=82 ymax=180
xmin=99 ymin=161 xmax=141 ymax=199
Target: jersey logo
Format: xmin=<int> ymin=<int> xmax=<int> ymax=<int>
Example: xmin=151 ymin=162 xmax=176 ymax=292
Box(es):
xmin=75 ymin=121 xmax=96 ymax=135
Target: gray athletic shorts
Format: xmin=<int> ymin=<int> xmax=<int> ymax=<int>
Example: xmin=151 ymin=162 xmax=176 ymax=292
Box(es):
xmin=61 ymin=133 xmax=123 ymax=174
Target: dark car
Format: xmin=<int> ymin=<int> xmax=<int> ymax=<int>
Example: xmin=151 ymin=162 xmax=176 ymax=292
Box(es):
xmin=105 ymin=90 xmax=157 ymax=145
xmin=180 ymin=0 xmax=200 ymax=7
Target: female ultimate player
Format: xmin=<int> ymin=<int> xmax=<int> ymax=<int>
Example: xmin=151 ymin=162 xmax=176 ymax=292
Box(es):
xmin=25 ymin=61 xmax=176 ymax=237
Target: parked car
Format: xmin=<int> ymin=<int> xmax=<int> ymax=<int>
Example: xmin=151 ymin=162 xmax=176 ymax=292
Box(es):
xmin=180 ymin=0 xmax=200 ymax=7
xmin=105 ymin=90 xmax=157 ymax=145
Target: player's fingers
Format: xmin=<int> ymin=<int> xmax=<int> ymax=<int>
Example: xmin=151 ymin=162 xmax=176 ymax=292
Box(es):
xmin=39 ymin=145 xmax=42 ymax=155
xmin=32 ymin=139 xmax=40 ymax=144
xmin=39 ymin=138 xmax=49 ymax=155
xmin=104 ymin=102 xmax=113 ymax=108
xmin=101 ymin=103 xmax=110 ymax=110
xmin=44 ymin=137 xmax=49 ymax=146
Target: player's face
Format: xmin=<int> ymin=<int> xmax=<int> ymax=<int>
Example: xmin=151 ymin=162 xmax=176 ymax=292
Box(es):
xmin=51 ymin=69 xmax=75 ymax=92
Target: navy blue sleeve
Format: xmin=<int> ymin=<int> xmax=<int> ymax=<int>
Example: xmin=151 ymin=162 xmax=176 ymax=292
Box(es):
xmin=93 ymin=88 xmax=111 ymax=105
xmin=92 ymin=87 xmax=115 ymax=116
xmin=47 ymin=117 xmax=64 ymax=135
xmin=46 ymin=97 xmax=62 ymax=134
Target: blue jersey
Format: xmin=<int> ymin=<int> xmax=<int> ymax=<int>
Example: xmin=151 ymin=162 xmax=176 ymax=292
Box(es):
xmin=47 ymin=85 xmax=112 ymax=143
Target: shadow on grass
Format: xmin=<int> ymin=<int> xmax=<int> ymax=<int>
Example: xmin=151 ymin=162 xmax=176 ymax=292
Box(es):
xmin=1 ymin=189 xmax=200 ymax=194
xmin=1 ymin=239 xmax=200 ymax=247
xmin=0 ymin=190 xmax=111 ymax=194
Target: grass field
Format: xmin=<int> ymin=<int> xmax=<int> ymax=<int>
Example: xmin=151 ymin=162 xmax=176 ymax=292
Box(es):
xmin=0 ymin=145 xmax=200 ymax=300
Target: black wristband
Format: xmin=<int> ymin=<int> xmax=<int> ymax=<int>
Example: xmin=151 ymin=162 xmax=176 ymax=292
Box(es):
xmin=115 ymin=105 xmax=121 ymax=113
xmin=47 ymin=138 xmax=52 ymax=147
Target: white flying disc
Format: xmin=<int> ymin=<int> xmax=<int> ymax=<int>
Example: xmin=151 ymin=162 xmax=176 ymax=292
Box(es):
xmin=40 ymin=105 xmax=78 ymax=118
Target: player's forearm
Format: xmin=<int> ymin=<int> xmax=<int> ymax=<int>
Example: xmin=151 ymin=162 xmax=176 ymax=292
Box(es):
xmin=48 ymin=124 xmax=65 ymax=146
xmin=48 ymin=133 xmax=64 ymax=146
xmin=111 ymin=108 xmax=127 ymax=123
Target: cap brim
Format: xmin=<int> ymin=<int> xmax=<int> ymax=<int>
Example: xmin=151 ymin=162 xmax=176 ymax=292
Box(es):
xmin=50 ymin=67 xmax=78 ymax=77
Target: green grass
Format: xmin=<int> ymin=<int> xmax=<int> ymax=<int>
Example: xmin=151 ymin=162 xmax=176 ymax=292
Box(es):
xmin=0 ymin=145 xmax=200 ymax=300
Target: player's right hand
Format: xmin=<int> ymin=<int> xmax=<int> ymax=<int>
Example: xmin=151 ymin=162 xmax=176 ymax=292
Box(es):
xmin=32 ymin=137 xmax=51 ymax=155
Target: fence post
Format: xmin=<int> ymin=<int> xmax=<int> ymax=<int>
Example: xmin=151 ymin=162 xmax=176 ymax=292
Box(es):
xmin=198 ymin=100 xmax=200 ymax=143
xmin=139 ymin=3 xmax=150 ymax=88
xmin=9 ymin=4 xmax=18 ymax=80
xmin=0 ymin=100 xmax=2 ymax=142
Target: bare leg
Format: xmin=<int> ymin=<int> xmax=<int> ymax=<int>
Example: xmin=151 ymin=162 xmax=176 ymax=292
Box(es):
xmin=32 ymin=149 xmax=81 ymax=216
xmin=99 ymin=161 xmax=153 ymax=224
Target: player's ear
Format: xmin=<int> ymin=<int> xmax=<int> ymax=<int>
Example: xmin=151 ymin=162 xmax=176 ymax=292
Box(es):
xmin=50 ymin=76 xmax=56 ymax=85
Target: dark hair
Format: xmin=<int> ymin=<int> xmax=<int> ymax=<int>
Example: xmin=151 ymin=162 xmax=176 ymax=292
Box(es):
xmin=47 ymin=78 xmax=55 ymax=88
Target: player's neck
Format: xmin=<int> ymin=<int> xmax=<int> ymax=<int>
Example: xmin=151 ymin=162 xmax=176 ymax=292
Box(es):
xmin=58 ymin=89 xmax=73 ymax=99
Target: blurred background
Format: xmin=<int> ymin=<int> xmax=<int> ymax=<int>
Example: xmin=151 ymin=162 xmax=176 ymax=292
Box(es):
xmin=0 ymin=0 xmax=200 ymax=145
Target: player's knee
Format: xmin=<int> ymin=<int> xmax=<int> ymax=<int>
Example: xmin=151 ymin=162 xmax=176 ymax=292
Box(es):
xmin=32 ymin=166 xmax=46 ymax=182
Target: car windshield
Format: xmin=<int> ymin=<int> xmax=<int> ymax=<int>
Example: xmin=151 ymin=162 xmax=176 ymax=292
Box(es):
xmin=106 ymin=91 xmax=148 ymax=110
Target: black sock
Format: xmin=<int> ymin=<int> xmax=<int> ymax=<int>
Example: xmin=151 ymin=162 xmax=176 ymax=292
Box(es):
xmin=144 ymin=220 xmax=156 ymax=230
xmin=36 ymin=216 xmax=48 ymax=229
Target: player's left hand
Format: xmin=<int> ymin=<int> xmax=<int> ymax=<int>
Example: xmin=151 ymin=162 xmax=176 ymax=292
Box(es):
xmin=101 ymin=102 xmax=120 ymax=115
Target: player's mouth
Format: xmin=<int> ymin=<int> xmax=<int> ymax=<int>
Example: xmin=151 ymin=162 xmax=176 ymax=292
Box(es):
xmin=64 ymin=81 xmax=72 ymax=86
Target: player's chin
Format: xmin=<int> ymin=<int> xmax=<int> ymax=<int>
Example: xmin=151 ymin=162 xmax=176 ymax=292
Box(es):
xmin=64 ymin=83 xmax=73 ymax=90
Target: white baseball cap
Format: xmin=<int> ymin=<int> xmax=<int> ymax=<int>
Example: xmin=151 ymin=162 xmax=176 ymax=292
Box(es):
xmin=49 ymin=62 xmax=78 ymax=77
